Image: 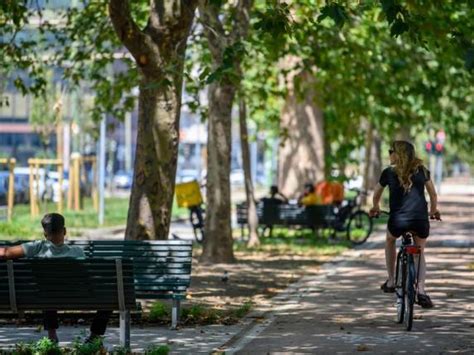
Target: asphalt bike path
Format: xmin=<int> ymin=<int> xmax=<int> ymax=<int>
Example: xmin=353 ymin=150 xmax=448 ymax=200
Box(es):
xmin=225 ymin=193 xmax=473 ymax=354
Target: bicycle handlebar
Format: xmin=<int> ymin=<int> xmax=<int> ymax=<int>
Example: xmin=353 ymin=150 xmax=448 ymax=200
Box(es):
xmin=370 ymin=210 xmax=442 ymax=221
xmin=369 ymin=210 xmax=390 ymax=218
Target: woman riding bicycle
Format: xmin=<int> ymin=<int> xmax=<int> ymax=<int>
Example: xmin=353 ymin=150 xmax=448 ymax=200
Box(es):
xmin=369 ymin=140 xmax=440 ymax=308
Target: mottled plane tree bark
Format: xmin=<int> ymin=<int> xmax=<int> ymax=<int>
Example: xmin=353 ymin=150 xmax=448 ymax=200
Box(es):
xmin=198 ymin=0 xmax=253 ymax=262
xmin=109 ymin=0 xmax=197 ymax=240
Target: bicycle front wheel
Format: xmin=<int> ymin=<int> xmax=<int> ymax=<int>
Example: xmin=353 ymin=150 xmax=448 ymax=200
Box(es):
xmin=346 ymin=211 xmax=373 ymax=245
xmin=404 ymin=254 xmax=416 ymax=331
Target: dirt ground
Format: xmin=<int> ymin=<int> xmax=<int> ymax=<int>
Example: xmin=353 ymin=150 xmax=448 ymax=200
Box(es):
xmin=187 ymin=251 xmax=336 ymax=309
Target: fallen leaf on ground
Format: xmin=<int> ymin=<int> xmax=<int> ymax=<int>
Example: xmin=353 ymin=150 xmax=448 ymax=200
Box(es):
xmin=357 ymin=344 xmax=369 ymax=351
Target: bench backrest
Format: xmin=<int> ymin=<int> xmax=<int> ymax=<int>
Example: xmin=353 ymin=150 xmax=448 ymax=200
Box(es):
xmin=0 ymin=259 xmax=135 ymax=311
xmin=0 ymin=240 xmax=193 ymax=299
xmin=79 ymin=240 xmax=193 ymax=299
xmin=237 ymin=203 xmax=334 ymax=228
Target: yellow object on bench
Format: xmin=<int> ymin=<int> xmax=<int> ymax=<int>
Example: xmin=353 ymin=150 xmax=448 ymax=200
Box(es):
xmin=175 ymin=180 xmax=203 ymax=208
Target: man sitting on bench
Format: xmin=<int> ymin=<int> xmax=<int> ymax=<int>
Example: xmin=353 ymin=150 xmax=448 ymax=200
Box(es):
xmin=0 ymin=213 xmax=110 ymax=344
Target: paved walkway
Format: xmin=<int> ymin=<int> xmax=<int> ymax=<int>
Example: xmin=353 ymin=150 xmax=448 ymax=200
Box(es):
xmin=0 ymin=192 xmax=472 ymax=353
xmin=222 ymin=193 xmax=474 ymax=354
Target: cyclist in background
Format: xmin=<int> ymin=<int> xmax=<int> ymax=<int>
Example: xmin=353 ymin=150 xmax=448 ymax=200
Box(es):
xmin=369 ymin=140 xmax=440 ymax=308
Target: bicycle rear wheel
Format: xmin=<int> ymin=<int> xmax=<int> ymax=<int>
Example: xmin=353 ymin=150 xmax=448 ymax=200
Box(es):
xmin=190 ymin=206 xmax=205 ymax=243
xmin=346 ymin=211 xmax=373 ymax=245
xmin=395 ymin=253 xmax=405 ymax=324
xmin=404 ymin=255 xmax=416 ymax=331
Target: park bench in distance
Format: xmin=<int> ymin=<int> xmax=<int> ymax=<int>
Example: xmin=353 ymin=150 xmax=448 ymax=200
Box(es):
xmin=0 ymin=240 xmax=193 ymax=330
xmin=0 ymin=259 xmax=135 ymax=347
xmin=237 ymin=201 xmax=335 ymax=237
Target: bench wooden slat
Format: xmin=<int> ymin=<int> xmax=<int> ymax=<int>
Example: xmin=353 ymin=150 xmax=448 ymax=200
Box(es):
xmin=0 ymin=259 xmax=136 ymax=311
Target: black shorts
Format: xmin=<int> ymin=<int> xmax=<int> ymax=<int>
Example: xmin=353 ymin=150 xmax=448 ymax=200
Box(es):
xmin=387 ymin=218 xmax=430 ymax=239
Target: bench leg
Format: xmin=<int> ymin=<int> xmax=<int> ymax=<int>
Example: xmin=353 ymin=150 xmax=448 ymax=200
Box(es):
xmin=119 ymin=310 xmax=131 ymax=349
xmin=171 ymin=299 xmax=180 ymax=330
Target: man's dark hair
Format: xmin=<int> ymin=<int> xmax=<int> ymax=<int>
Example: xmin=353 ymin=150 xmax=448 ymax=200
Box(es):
xmin=41 ymin=213 xmax=65 ymax=235
xmin=270 ymin=185 xmax=278 ymax=196
xmin=304 ymin=183 xmax=315 ymax=193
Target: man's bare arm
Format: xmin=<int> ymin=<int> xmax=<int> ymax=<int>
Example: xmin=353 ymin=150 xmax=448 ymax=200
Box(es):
xmin=0 ymin=246 xmax=25 ymax=260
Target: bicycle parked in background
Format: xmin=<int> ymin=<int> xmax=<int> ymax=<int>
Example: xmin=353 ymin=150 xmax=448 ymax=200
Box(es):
xmin=332 ymin=189 xmax=373 ymax=245
xmin=175 ymin=180 xmax=205 ymax=244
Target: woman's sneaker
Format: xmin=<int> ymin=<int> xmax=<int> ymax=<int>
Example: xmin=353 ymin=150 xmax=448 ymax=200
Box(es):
xmin=380 ymin=280 xmax=396 ymax=293
xmin=417 ymin=294 xmax=434 ymax=308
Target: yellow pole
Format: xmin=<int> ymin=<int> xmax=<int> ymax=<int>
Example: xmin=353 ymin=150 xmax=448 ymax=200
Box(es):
xmin=58 ymin=161 xmax=63 ymax=214
xmin=29 ymin=162 xmax=34 ymax=217
xmin=35 ymin=163 xmax=40 ymax=216
xmin=72 ymin=153 xmax=81 ymax=211
xmin=7 ymin=158 xmax=16 ymax=222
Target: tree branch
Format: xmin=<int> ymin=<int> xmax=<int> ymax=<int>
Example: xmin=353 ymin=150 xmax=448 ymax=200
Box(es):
xmin=198 ymin=0 xmax=227 ymax=62
xmin=230 ymin=0 xmax=253 ymax=44
xmin=108 ymin=0 xmax=154 ymax=65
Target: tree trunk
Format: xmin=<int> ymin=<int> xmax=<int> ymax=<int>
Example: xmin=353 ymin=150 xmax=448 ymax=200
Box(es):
xmin=369 ymin=132 xmax=382 ymax=187
xmin=362 ymin=124 xmax=382 ymax=205
xmin=198 ymin=0 xmax=252 ymax=263
xmin=125 ymin=77 xmax=181 ymax=239
xmin=396 ymin=125 xmax=412 ymax=141
xmin=278 ymin=71 xmax=325 ymax=198
xmin=200 ymin=82 xmax=236 ymax=262
xmin=362 ymin=121 xmax=374 ymax=205
xmin=239 ymin=97 xmax=259 ymax=247
xmin=109 ymin=0 xmax=197 ymax=240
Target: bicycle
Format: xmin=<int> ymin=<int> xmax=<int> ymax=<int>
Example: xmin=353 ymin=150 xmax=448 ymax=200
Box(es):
xmin=332 ymin=189 xmax=373 ymax=245
xmin=377 ymin=210 xmax=440 ymax=331
xmin=189 ymin=204 xmax=205 ymax=243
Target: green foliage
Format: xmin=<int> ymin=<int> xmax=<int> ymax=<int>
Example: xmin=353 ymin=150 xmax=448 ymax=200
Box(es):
xmin=145 ymin=301 xmax=252 ymax=326
xmin=71 ymin=335 xmax=103 ymax=355
xmin=145 ymin=345 xmax=170 ymax=355
xmin=148 ymin=301 xmax=170 ymax=322
xmin=14 ymin=337 xmax=62 ymax=355
xmin=318 ymin=3 xmax=349 ymax=28
xmin=111 ymin=346 xmax=131 ymax=355
xmin=232 ymin=300 xmax=253 ymax=319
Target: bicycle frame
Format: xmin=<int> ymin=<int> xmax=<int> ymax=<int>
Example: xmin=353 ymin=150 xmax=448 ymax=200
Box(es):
xmin=395 ymin=232 xmax=422 ymax=330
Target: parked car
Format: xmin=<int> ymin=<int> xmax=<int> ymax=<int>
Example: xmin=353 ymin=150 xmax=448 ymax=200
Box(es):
xmin=14 ymin=174 xmax=30 ymax=204
xmin=113 ymin=170 xmax=133 ymax=189
xmin=230 ymin=169 xmax=245 ymax=186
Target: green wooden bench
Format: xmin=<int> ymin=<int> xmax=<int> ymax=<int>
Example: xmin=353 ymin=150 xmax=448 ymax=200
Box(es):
xmin=0 ymin=240 xmax=193 ymax=329
xmin=0 ymin=258 xmax=135 ymax=347
xmin=237 ymin=202 xmax=335 ymax=237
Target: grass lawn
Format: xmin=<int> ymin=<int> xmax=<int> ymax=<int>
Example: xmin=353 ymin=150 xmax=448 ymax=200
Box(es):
xmin=0 ymin=197 xmax=189 ymax=239
xmin=235 ymin=228 xmax=352 ymax=257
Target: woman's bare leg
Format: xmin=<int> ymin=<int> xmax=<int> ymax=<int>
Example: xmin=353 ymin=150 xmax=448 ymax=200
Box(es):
xmin=385 ymin=231 xmax=397 ymax=287
xmin=414 ymin=236 xmax=427 ymax=294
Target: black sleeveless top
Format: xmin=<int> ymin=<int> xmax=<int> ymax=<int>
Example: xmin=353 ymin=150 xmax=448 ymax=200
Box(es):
xmin=379 ymin=166 xmax=430 ymax=221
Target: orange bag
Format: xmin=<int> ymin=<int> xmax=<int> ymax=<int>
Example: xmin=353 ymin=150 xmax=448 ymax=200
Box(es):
xmin=331 ymin=182 xmax=344 ymax=203
xmin=315 ymin=181 xmax=344 ymax=204
xmin=315 ymin=181 xmax=333 ymax=204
